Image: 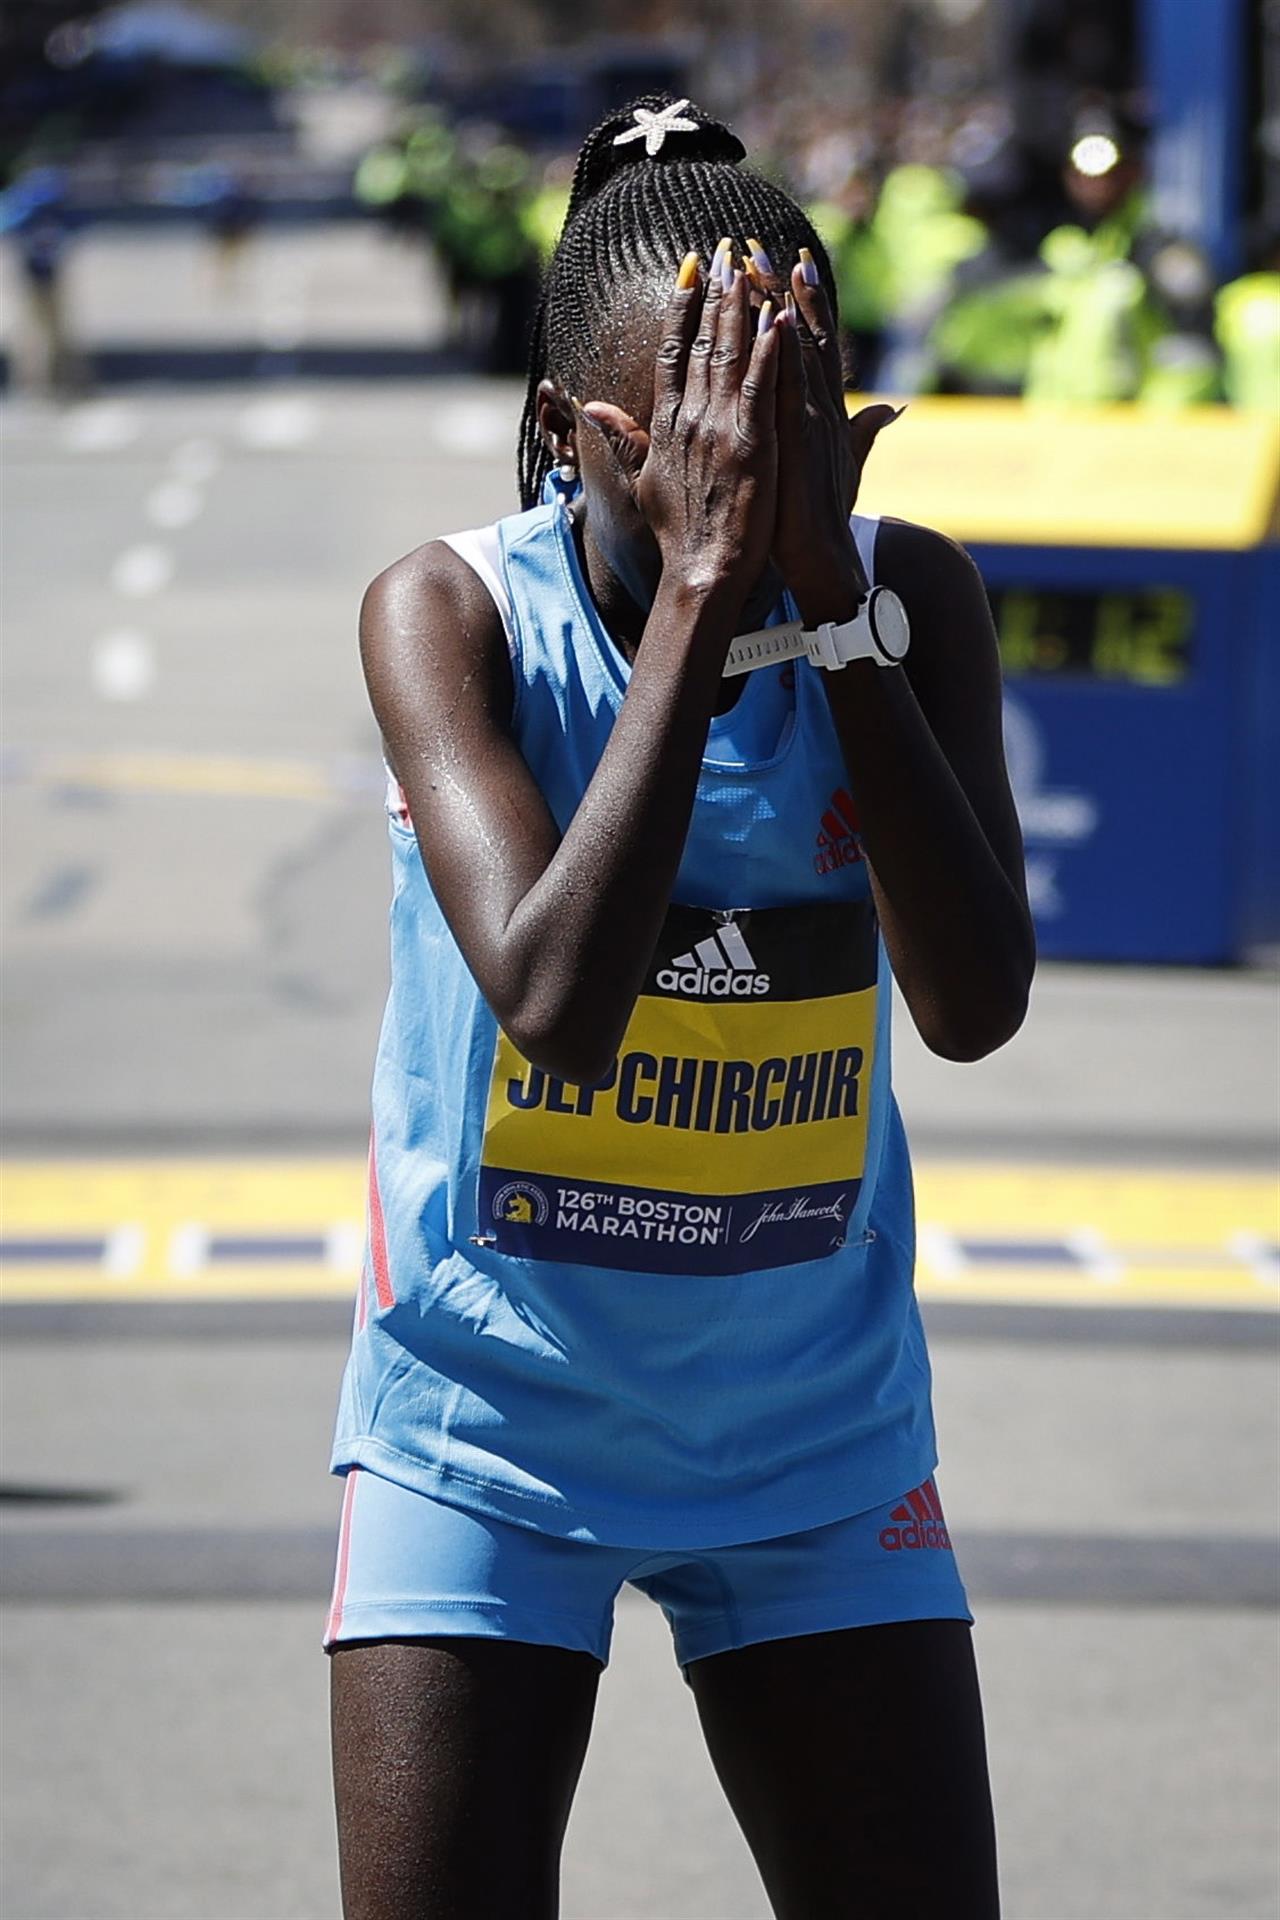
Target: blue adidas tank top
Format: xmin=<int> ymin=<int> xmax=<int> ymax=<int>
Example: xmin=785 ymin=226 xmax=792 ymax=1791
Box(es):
xmin=328 ymin=477 xmax=938 ymax=1547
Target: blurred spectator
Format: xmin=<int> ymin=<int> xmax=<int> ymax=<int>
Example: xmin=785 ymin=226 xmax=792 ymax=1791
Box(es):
xmin=431 ymin=136 xmax=540 ymax=372
xmin=523 ymin=154 xmax=574 ymax=267
xmin=1021 ymin=103 xmax=1217 ymax=406
xmin=921 ymin=101 xmax=1226 ymax=406
xmin=1214 ymin=254 xmax=1280 ymax=414
xmin=821 ymin=162 xmax=988 ymax=390
xmin=3 ymin=166 xmax=87 ymax=396
xmin=336 ymin=42 xmax=1265 ymax=410
xmin=355 ymin=116 xmax=543 ymax=373
xmin=200 ymin=167 xmax=261 ymax=293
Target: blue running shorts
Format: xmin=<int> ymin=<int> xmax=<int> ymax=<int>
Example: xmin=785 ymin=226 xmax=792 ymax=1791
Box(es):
xmin=323 ymin=1468 xmax=972 ymax=1685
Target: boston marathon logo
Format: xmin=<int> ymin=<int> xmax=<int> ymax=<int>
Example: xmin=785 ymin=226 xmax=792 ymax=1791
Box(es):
xmin=491 ymin=1180 xmax=550 ymax=1227
xmin=656 ymin=921 xmax=770 ymax=997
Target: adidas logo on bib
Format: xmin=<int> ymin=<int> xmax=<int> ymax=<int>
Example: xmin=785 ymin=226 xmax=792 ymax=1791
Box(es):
xmin=656 ymin=922 xmax=770 ymax=998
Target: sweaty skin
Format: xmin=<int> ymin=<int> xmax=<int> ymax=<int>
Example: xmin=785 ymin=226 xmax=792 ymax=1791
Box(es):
xmin=360 ymin=261 xmax=1034 ymax=1083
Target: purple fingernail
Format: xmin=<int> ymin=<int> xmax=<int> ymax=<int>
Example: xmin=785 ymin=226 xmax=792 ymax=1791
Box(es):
xmin=720 ymin=251 xmax=736 ymax=291
xmin=784 ymin=291 xmax=797 ymax=323
xmin=757 ymin=299 xmax=774 ymax=337
xmin=798 ymin=246 xmax=820 ymax=287
xmin=746 ymin=238 xmax=773 ymax=277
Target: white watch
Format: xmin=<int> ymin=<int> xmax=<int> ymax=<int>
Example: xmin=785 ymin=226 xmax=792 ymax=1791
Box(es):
xmin=724 ymin=587 xmax=910 ymax=677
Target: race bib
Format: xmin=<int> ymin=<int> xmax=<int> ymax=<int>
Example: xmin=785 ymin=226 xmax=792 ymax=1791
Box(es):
xmin=476 ymin=900 xmax=879 ymax=1274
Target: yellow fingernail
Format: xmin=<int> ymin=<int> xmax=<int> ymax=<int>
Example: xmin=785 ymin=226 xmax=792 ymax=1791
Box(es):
xmin=799 ymin=246 xmax=820 ymax=288
xmin=743 ymin=255 xmax=765 ymax=289
xmin=675 ymin=250 xmax=699 ymax=290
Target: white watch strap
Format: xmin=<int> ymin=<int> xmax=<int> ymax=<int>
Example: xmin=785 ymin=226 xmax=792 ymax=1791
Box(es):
xmin=725 ymin=594 xmax=908 ymax=677
xmin=721 ymin=620 xmax=809 ymax=677
xmin=808 ymin=620 xmax=851 ymax=670
xmin=722 ymin=610 xmax=874 ymax=677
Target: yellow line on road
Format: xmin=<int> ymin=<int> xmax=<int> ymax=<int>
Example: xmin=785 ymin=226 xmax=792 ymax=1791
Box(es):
xmin=8 ymin=749 xmax=377 ymax=802
xmin=0 ymin=1157 xmax=1275 ymax=1310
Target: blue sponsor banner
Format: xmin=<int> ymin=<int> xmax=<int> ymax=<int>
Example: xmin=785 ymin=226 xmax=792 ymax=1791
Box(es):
xmin=476 ymin=1167 xmax=859 ymax=1275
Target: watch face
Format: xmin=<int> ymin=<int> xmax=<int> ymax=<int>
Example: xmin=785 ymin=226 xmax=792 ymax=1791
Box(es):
xmin=869 ymin=587 xmax=910 ymax=662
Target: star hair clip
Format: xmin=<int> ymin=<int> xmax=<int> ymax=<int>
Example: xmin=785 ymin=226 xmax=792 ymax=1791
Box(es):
xmin=612 ymin=98 xmax=699 ymax=157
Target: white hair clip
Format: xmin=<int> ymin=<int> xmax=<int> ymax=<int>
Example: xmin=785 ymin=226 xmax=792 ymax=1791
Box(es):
xmin=612 ymin=99 xmax=699 ymax=157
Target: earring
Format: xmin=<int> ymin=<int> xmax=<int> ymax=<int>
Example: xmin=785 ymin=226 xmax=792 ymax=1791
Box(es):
xmin=556 ymin=460 xmax=577 ymax=482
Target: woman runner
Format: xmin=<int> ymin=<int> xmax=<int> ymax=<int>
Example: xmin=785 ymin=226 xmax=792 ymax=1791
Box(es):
xmin=325 ymin=95 xmax=1031 ymax=1920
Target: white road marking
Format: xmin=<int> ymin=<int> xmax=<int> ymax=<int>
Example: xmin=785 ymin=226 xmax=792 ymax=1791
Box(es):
xmin=168 ymin=1224 xmax=208 ymax=1278
xmin=145 ymin=480 xmax=203 ymax=530
xmin=170 ymin=438 xmax=220 ymax=484
xmin=236 ymin=396 xmax=317 ymax=449
xmin=61 ymin=401 xmax=140 ymax=453
xmin=1066 ymin=1226 xmax=1124 ymax=1285
xmin=91 ymin=629 xmax=155 ymax=700
xmin=1228 ymin=1232 xmax=1280 ymax=1287
xmin=918 ymin=1225 xmax=966 ymax=1279
xmin=326 ymin=1222 xmax=364 ymax=1272
xmin=103 ymin=1226 xmax=146 ymax=1278
xmin=110 ymin=544 xmax=173 ymax=597
xmin=429 ymin=399 xmax=512 ymax=457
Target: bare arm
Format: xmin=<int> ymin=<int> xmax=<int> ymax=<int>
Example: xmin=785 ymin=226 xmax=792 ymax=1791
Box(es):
xmin=808 ymin=518 xmax=1034 ymax=1061
xmin=770 ymin=255 xmax=1034 ymax=1061
xmin=365 ymin=552 xmax=744 ymax=1083
xmin=360 ymin=264 xmax=782 ymax=1084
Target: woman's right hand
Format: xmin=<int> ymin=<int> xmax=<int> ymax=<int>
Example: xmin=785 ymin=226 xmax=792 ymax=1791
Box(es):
xmin=580 ymin=255 xmax=782 ymax=606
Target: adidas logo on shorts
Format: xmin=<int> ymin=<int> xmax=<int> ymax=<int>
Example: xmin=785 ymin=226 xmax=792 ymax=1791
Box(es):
xmin=878 ymin=1479 xmax=953 ymax=1553
xmin=656 ymin=922 xmax=770 ymax=997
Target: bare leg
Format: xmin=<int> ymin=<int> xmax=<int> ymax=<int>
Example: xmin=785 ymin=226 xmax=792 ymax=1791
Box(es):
xmin=330 ymin=1634 xmax=603 ymax=1920
xmin=687 ymin=1619 xmax=999 ymax=1919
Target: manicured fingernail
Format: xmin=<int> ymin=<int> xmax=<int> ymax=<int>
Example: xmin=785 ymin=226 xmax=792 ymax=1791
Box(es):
xmin=675 ymin=250 xmax=699 ymax=290
xmin=798 ymin=246 xmax=820 ymax=287
xmin=746 ymin=238 xmax=773 ymax=277
xmin=711 ymin=236 xmax=731 ymax=272
xmin=720 ymin=251 xmax=736 ymax=291
xmin=757 ymin=299 xmax=774 ymax=337
xmin=784 ymin=291 xmax=797 ymax=323
xmin=743 ymin=256 xmax=764 ymax=289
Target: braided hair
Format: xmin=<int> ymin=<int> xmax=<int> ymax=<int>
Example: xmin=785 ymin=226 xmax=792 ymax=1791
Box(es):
xmin=516 ymin=95 xmax=838 ymax=509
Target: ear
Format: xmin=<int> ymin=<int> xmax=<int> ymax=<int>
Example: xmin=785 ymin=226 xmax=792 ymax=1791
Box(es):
xmin=536 ymin=378 xmax=577 ymax=469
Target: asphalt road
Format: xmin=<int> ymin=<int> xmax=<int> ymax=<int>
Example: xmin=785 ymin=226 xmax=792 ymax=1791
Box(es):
xmin=2 ymin=365 xmax=1278 ymax=1920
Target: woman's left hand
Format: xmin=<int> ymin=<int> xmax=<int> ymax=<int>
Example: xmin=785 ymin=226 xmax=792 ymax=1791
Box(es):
xmin=766 ymin=250 xmax=900 ymax=618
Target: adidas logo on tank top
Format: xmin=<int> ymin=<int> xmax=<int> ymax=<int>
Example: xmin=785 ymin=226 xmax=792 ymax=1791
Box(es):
xmin=878 ymin=1479 xmax=953 ymax=1553
xmin=655 ymin=922 xmax=770 ymax=998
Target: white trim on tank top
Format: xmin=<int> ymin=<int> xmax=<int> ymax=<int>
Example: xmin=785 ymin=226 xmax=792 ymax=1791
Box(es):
xmin=439 ymin=525 xmax=516 ymax=657
xmin=383 ymin=526 xmax=514 ymax=816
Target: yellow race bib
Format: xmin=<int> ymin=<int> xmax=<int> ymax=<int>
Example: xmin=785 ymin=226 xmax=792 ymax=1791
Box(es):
xmin=476 ymin=900 xmax=879 ymax=1273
